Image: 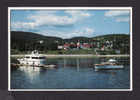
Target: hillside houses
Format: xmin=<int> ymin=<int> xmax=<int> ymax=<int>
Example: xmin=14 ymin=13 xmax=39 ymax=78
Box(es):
xmin=57 ymin=39 xmax=124 ymax=54
xmin=57 ymin=40 xmax=114 ymax=51
xmin=58 ymin=41 xmax=93 ymax=50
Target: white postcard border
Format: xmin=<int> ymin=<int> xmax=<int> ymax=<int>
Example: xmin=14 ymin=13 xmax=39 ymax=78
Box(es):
xmin=8 ymin=7 xmax=133 ymax=91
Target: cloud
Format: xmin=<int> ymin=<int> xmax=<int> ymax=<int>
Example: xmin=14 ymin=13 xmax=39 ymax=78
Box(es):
xmin=104 ymin=10 xmax=130 ymax=17
xmin=26 ymin=10 xmax=91 ymax=27
xmin=65 ymin=10 xmax=91 ymax=17
xmin=28 ymin=15 xmax=75 ymax=26
xmin=35 ymin=10 xmax=57 ymax=14
xmin=11 ymin=22 xmax=37 ymax=30
xmin=85 ymin=27 xmax=94 ymax=33
xmin=11 ymin=10 xmax=94 ymax=38
xmin=12 ymin=10 xmax=92 ymax=32
xmin=38 ymin=27 xmax=94 ymax=39
xmin=104 ymin=10 xmax=130 ymax=22
xmin=115 ymin=17 xmax=129 ymax=22
xmin=11 ymin=11 xmax=76 ymax=30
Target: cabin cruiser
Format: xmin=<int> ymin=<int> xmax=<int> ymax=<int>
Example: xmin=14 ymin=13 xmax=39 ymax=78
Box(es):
xmin=17 ymin=50 xmax=47 ymax=67
xmin=94 ymin=59 xmax=124 ymax=70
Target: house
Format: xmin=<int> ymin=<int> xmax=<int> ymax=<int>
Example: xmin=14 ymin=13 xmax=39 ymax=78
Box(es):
xmin=115 ymin=49 xmax=121 ymax=54
xmin=64 ymin=43 xmax=70 ymax=50
xmin=69 ymin=43 xmax=77 ymax=49
xmin=101 ymin=45 xmax=105 ymax=51
xmin=77 ymin=41 xmax=81 ymax=49
xmin=81 ymin=43 xmax=91 ymax=49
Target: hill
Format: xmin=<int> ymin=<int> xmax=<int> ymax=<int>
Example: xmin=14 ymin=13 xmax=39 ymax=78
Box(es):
xmin=11 ymin=31 xmax=62 ymax=42
xmin=11 ymin=31 xmax=62 ymax=52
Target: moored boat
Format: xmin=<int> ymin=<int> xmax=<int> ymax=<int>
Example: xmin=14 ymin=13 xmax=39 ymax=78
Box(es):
xmin=94 ymin=59 xmax=124 ymax=70
xmin=17 ymin=50 xmax=47 ymax=67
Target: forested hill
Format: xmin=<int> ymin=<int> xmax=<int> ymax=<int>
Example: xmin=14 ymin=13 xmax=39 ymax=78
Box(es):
xmin=11 ymin=31 xmax=129 ymax=43
xmin=11 ymin=31 xmax=130 ymax=53
xmin=11 ymin=31 xmax=63 ymax=52
xmin=93 ymin=34 xmax=129 ymax=40
xmin=11 ymin=31 xmax=62 ymax=42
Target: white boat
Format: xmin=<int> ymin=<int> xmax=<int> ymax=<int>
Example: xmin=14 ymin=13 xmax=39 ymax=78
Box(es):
xmin=17 ymin=50 xmax=47 ymax=66
xmin=94 ymin=59 xmax=124 ymax=70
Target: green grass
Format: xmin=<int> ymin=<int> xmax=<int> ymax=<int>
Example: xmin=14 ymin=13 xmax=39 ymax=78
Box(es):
xmin=45 ymin=49 xmax=96 ymax=55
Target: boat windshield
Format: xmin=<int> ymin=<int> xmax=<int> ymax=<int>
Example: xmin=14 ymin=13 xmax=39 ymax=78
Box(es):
xmin=32 ymin=57 xmax=38 ymax=59
xmin=32 ymin=57 xmax=46 ymax=59
xmin=25 ymin=56 xmax=30 ymax=58
xmin=39 ymin=57 xmax=46 ymax=59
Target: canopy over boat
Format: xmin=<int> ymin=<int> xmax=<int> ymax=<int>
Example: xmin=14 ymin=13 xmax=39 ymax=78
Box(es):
xmin=108 ymin=59 xmax=117 ymax=63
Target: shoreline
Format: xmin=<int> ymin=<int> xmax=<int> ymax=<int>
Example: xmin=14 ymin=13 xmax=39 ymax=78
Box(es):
xmin=11 ymin=54 xmax=130 ymax=58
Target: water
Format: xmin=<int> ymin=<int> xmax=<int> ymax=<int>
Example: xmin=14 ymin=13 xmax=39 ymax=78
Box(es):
xmin=11 ymin=57 xmax=130 ymax=89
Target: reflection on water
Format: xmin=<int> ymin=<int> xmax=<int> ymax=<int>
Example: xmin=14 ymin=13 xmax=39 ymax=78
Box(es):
xmin=11 ymin=57 xmax=130 ymax=89
xmin=19 ymin=66 xmax=41 ymax=83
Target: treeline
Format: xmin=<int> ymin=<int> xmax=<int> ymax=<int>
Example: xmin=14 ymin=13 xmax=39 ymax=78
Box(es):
xmin=11 ymin=31 xmax=62 ymax=53
xmin=94 ymin=34 xmax=130 ymax=54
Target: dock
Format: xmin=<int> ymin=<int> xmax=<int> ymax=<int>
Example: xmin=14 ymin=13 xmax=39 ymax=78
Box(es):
xmin=11 ymin=63 xmax=57 ymax=69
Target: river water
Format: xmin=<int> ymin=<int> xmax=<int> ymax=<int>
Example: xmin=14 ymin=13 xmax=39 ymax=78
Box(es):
xmin=11 ymin=57 xmax=130 ymax=89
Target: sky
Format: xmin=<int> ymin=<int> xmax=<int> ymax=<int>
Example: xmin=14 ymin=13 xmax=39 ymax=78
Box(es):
xmin=10 ymin=9 xmax=130 ymax=39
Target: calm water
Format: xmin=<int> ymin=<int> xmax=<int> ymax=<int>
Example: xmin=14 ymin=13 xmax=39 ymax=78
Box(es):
xmin=11 ymin=57 xmax=130 ymax=89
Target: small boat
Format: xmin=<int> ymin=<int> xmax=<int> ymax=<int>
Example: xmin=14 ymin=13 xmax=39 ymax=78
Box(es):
xmin=17 ymin=50 xmax=47 ymax=67
xmin=94 ymin=59 xmax=124 ymax=70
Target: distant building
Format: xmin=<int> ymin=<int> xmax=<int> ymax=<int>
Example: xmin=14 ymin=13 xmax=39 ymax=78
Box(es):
xmin=58 ymin=45 xmax=63 ymax=50
xmin=64 ymin=43 xmax=70 ymax=50
xmin=77 ymin=40 xmax=81 ymax=49
xmin=81 ymin=43 xmax=91 ymax=49
xmin=69 ymin=43 xmax=77 ymax=49
xmin=115 ymin=50 xmax=121 ymax=54
xmin=101 ymin=45 xmax=105 ymax=51
xmin=62 ymin=40 xmax=95 ymax=50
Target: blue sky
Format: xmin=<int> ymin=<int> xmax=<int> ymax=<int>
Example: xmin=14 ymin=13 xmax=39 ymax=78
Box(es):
xmin=11 ymin=9 xmax=130 ymax=39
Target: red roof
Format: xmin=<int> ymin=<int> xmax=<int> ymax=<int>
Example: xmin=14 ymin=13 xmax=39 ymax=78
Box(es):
xmin=82 ymin=44 xmax=91 ymax=48
xmin=64 ymin=44 xmax=70 ymax=47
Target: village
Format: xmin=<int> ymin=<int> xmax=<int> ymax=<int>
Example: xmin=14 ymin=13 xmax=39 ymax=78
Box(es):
xmin=57 ymin=39 xmax=128 ymax=55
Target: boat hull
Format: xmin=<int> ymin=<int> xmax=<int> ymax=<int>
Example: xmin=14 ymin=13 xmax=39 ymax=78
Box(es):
xmin=95 ymin=65 xmax=124 ymax=70
xmin=18 ymin=59 xmax=47 ymax=66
